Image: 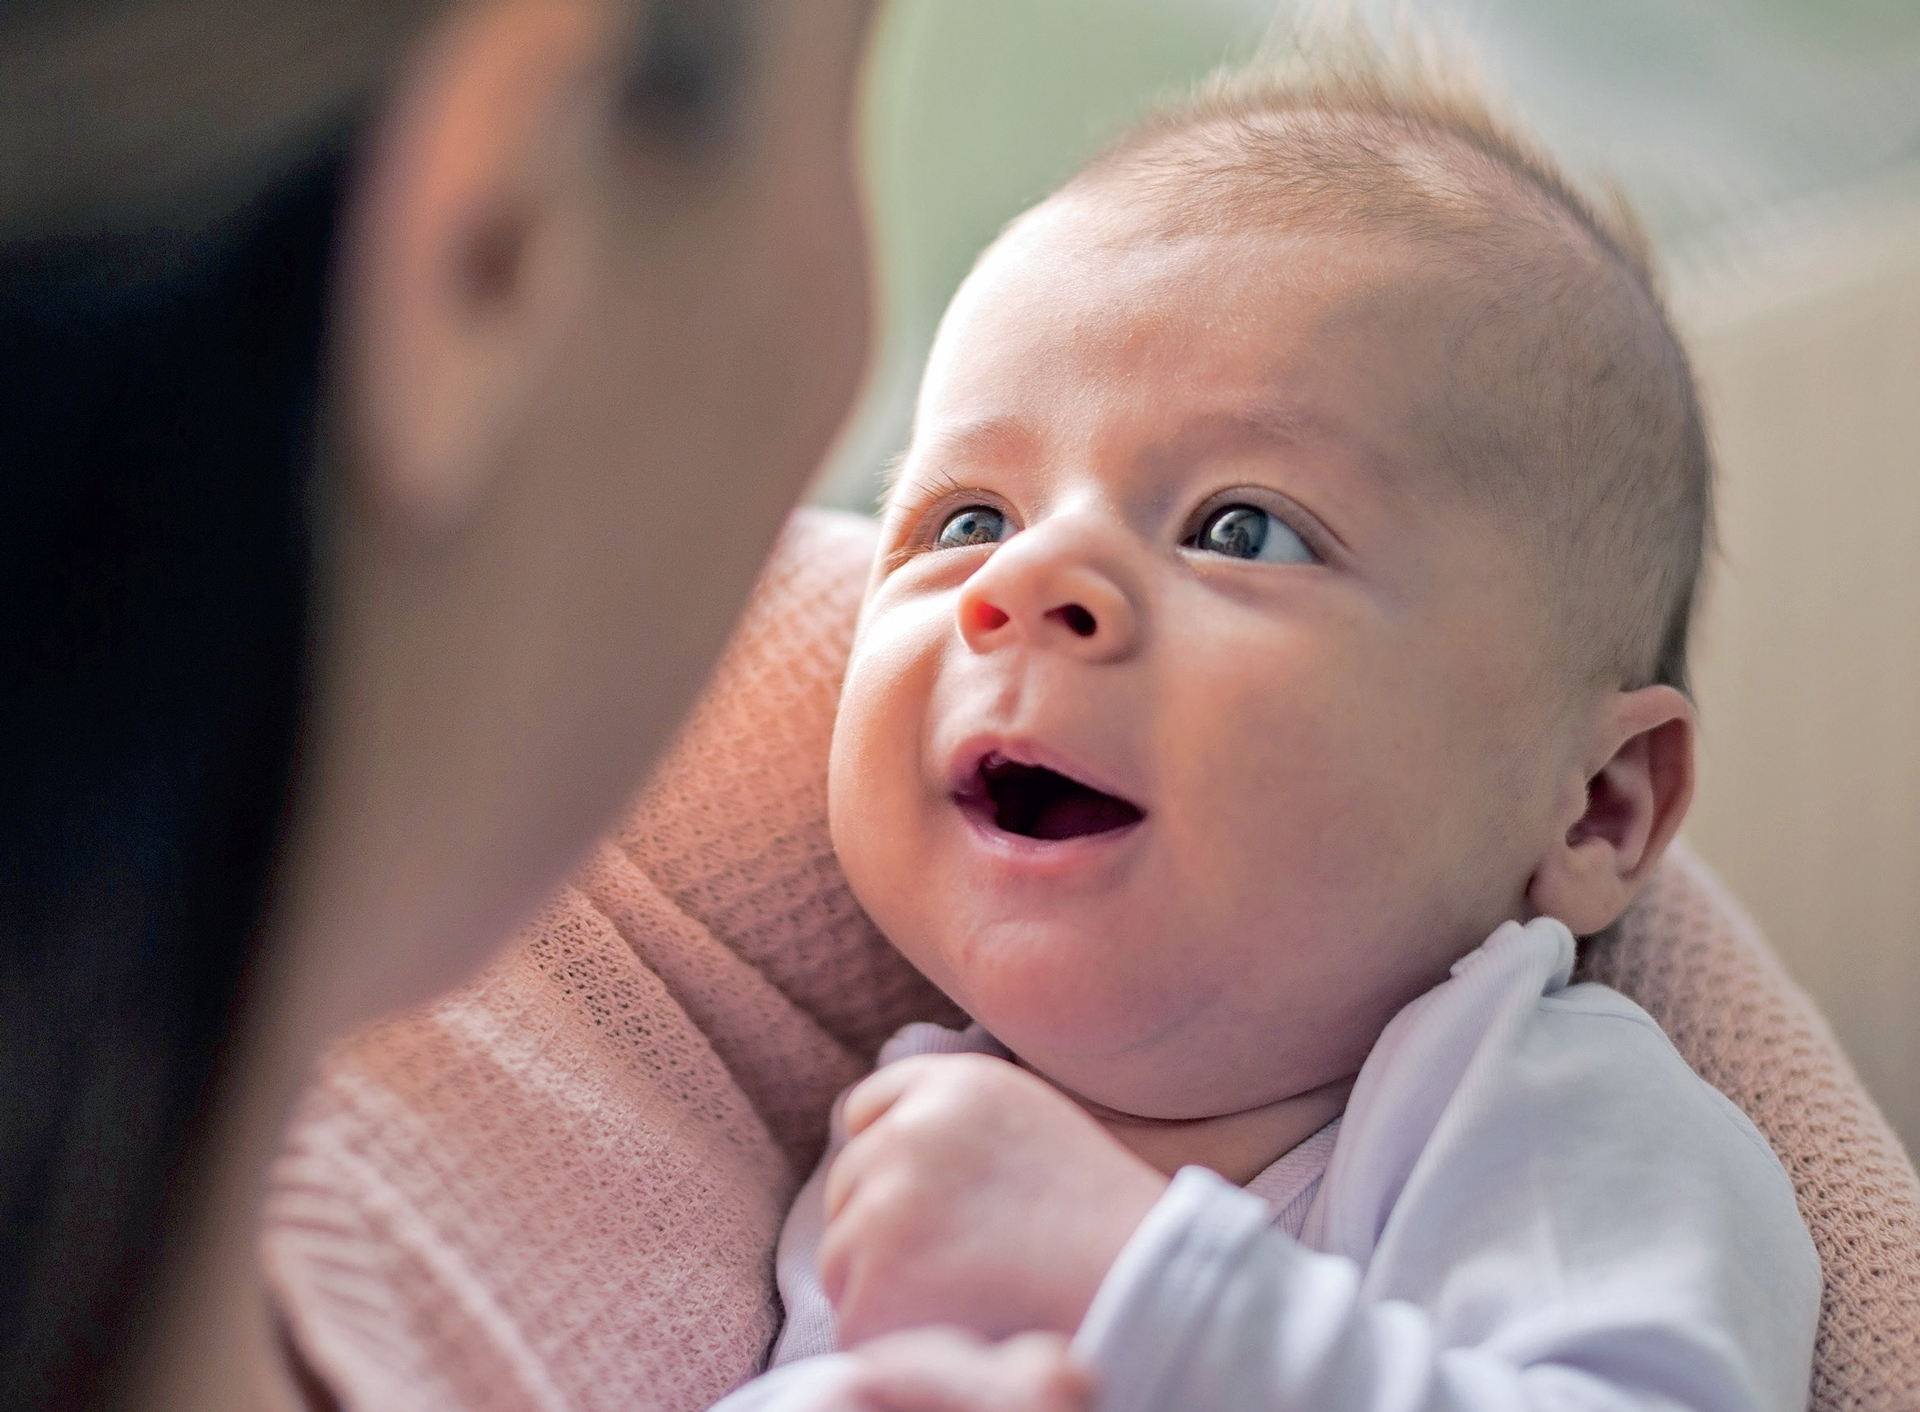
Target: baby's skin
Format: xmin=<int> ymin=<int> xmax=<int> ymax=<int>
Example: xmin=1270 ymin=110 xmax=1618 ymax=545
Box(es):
xmin=814 ymin=183 xmax=1695 ymax=1381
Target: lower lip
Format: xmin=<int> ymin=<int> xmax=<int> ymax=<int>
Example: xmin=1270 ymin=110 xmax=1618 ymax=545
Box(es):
xmin=951 ymin=796 xmax=1147 ymax=872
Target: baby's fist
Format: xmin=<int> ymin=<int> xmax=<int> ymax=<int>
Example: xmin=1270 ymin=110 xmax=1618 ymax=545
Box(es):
xmin=819 ymin=1053 xmax=1167 ymax=1345
xmin=720 ymin=1330 xmax=1089 ymax=1412
xmin=848 ymin=1329 xmax=1092 ymax=1412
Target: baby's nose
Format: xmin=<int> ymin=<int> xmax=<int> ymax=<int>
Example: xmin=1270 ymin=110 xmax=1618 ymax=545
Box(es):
xmin=957 ymin=542 xmax=1140 ymax=664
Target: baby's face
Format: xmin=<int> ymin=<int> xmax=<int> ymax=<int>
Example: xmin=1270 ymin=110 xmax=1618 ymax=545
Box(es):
xmin=830 ymin=195 xmax=1571 ymax=1121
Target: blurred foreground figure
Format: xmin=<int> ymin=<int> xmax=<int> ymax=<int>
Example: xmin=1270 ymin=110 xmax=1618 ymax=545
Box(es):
xmin=0 ymin=1 xmax=890 ymax=1408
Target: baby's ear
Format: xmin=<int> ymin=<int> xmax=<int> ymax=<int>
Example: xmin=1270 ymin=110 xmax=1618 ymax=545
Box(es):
xmin=1527 ymin=686 xmax=1695 ymax=936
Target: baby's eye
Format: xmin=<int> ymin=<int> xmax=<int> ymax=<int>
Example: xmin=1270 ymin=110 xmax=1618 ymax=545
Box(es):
xmin=935 ymin=505 xmax=1012 ymax=549
xmin=1190 ymin=505 xmax=1314 ymax=564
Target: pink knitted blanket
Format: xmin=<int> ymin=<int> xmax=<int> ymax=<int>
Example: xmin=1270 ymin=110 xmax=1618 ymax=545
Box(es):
xmin=265 ymin=508 xmax=1920 ymax=1412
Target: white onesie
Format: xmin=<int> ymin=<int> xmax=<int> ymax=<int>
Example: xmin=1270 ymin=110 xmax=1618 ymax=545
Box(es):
xmin=712 ymin=918 xmax=1820 ymax=1412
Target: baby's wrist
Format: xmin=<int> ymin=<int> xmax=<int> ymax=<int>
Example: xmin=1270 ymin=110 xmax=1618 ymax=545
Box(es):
xmin=1050 ymin=1164 xmax=1171 ymax=1334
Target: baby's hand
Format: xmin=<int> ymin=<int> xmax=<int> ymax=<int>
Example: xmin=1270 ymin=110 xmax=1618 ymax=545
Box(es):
xmin=737 ymin=1329 xmax=1089 ymax=1412
xmin=842 ymin=1328 xmax=1092 ymax=1412
xmin=820 ymin=1054 xmax=1168 ymax=1345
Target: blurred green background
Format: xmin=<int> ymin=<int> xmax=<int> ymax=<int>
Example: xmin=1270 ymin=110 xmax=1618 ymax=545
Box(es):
xmin=818 ymin=0 xmax=1920 ymax=506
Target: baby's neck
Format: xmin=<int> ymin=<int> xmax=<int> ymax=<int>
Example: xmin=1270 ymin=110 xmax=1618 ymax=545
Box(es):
xmin=1037 ymin=1068 xmax=1356 ymax=1186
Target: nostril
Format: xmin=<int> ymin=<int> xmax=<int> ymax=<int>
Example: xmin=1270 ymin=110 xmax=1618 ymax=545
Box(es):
xmin=1047 ymin=604 xmax=1097 ymax=637
xmin=967 ymin=601 xmax=1011 ymax=634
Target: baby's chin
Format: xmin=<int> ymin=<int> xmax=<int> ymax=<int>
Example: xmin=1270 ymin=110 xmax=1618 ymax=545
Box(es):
xmin=929 ymin=919 xmax=1223 ymax=1080
xmin=997 ymin=1026 xmax=1270 ymax=1125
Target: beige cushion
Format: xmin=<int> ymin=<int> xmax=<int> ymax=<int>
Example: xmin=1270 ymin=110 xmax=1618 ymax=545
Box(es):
xmin=269 ymin=508 xmax=1920 ymax=1412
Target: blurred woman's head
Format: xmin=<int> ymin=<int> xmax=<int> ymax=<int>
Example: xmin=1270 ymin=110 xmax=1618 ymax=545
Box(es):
xmin=0 ymin=2 xmax=876 ymax=1404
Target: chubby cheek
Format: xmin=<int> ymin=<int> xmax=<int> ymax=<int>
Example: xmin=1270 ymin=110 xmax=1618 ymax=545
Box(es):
xmin=1152 ymin=613 xmax=1493 ymax=1017
xmin=1175 ymin=676 xmax=1424 ymax=928
xmin=828 ymin=610 xmax=961 ymax=992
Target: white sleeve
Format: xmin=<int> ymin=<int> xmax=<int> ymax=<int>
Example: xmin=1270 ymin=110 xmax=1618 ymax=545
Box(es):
xmin=704 ymin=1354 xmax=871 ymax=1412
xmin=1075 ymin=1168 xmax=1716 ymax=1412
xmin=1070 ymin=922 xmax=1821 ymax=1412
xmin=768 ymin=1138 xmax=839 ymax=1365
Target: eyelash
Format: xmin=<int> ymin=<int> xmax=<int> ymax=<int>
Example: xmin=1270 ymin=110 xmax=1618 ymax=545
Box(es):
xmin=1180 ymin=495 xmax=1330 ymax=565
xmin=884 ymin=476 xmax=1007 ymax=571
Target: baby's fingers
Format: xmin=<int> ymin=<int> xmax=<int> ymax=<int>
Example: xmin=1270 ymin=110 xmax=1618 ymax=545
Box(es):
xmin=840 ymin=1055 xmax=950 ymax=1138
xmin=848 ymin=1328 xmax=1094 ymax=1412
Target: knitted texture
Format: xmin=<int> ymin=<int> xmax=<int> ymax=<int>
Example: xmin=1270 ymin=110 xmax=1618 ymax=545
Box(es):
xmin=266 ymin=510 xmax=955 ymax=1412
xmin=267 ymin=507 xmax=1919 ymax=1412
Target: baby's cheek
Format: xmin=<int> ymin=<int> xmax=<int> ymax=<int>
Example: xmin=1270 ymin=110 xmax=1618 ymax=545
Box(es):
xmin=830 ymin=757 xmax=918 ymax=916
xmin=1172 ymin=696 xmax=1401 ymax=881
xmin=830 ymin=613 xmax=932 ymax=804
xmin=830 ymin=673 xmax=921 ymax=904
xmin=1156 ymin=660 xmax=1465 ymax=983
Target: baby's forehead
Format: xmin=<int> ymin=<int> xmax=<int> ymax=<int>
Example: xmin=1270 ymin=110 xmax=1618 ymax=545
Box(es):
xmin=968 ymin=178 xmax=1562 ymax=385
xmin=916 ymin=210 xmax=1492 ymax=489
xmin=986 ymin=184 xmax=1418 ymax=292
xmin=952 ymin=206 xmax=1431 ymax=379
xmin=975 ymin=157 xmax=1650 ymax=442
xmin=1032 ymin=113 xmax=1633 ymax=339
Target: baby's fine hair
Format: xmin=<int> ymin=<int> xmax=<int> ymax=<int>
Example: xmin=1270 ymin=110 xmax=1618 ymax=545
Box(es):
xmin=1054 ymin=13 xmax=1712 ymax=696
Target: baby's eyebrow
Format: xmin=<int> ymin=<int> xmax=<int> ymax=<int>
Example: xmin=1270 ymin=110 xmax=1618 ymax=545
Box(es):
xmin=1168 ymin=400 xmax=1342 ymax=452
xmin=1161 ymin=401 xmax=1402 ymax=491
xmin=911 ymin=416 xmax=1043 ymax=473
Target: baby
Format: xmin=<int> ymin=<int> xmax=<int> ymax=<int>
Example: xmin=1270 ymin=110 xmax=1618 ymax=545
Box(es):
xmin=718 ymin=35 xmax=1819 ymax=1412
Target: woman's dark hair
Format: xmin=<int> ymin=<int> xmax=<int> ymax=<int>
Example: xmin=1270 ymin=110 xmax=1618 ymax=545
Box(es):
xmin=0 ymin=141 xmax=344 ymax=1407
xmin=0 ymin=2 xmax=760 ymax=1403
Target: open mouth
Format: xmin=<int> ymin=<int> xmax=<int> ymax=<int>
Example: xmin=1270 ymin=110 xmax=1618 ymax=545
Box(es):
xmin=971 ymin=752 xmax=1145 ymax=841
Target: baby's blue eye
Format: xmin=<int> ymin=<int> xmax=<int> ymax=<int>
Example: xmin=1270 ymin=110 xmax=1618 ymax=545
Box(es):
xmin=1192 ymin=505 xmax=1314 ymax=563
xmin=936 ymin=506 xmax=1012 ymax=549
